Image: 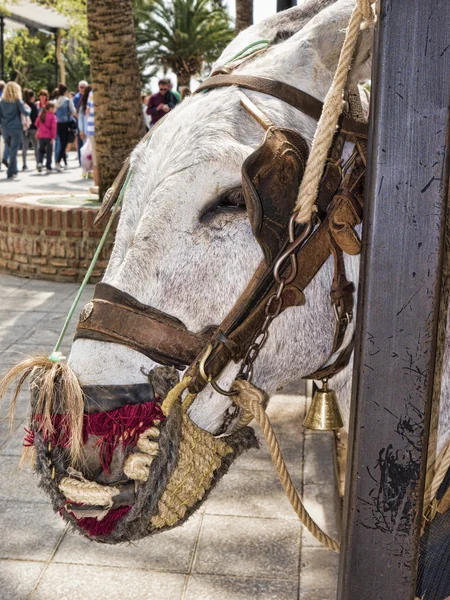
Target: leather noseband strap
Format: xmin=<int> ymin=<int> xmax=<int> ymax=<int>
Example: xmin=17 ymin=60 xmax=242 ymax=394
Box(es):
xmin=75 ymin=283 xmax=211 ymax=369
xmin=82 ymin=383 xmax=156 ymax=413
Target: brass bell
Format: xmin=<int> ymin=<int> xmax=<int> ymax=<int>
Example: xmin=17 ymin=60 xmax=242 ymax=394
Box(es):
xmin=303 ymin=378 xmax=343 ymax=431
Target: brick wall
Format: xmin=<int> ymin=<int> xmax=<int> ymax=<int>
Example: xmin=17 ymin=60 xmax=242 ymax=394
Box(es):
xmin=0 ymin=199 xmax=116 ymax=282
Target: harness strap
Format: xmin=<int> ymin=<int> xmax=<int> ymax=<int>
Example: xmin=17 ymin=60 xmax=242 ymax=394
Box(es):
xmin=196 ymin=74 xmax=325 ymax=121
xmin=239 ymin=92 xmax=274 ymax=130
xmin=196 ymin=74 xmax=369 ymax=139
xmin=186 ymin=191 xmax=363 ymax=393
xmin=75 ymin=283 xmax=211 ymax=369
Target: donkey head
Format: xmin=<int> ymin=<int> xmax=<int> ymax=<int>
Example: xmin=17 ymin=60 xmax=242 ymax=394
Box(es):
xmin=0 ymin=0 xmax=376 ymax=544
xmin=69 ymin=0 xmax=373 ymax=436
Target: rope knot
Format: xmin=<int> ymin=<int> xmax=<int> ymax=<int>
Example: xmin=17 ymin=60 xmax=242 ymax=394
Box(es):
xmin=357 ymin=0 xmax=376 ymax=30
xmin=232 ymin=379 xmax=267 ymax=412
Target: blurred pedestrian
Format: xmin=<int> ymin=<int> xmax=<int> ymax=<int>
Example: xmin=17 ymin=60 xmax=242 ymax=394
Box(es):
xmin=146 ymin=78 xmax=178 ymax=126
xmin=0 ymin=82 xmax=31 ymax=179
xmin=73 ymin=80 xmax=88 ymax=111
xmin=74 ymin=80 xmax=88 ymax=164
xmin=35 ymin=101 xmax=57 ymax=174
xmin=142 ymin=93 xmax=151 ymax=131
xmin=22 ymin=89 xmax=39 ymax=171
xmin=36 ymin=89 xmax=49 ymax=111
xmin=169 ymin=80 xmax=181 ymax=103
xmin=55 ymin=83 xmax=76 ymax=172
xmin=86 ymin=89 xmax=99 ymax=194
xmin=78 ymin=84 xmax=92 ymax=177
xmin=0 ymin=81 xmax=5 ymax=172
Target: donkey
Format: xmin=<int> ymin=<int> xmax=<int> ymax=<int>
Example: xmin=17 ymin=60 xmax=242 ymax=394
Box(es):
xmin=69 ymin=0 xmax=449 ymax=458
xmin=2 ymin=0 xmax=448 ymax=567
xmin=70 ymin=0 xmax=371 ymax=432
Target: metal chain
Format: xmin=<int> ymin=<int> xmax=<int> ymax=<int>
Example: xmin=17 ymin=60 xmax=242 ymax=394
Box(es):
xmin=237 ymin=214 xmax=312 ymax=382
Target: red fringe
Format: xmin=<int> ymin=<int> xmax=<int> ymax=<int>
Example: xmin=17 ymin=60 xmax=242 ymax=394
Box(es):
xmin=85 ymin=401 xmax=164 ymax=472
xmin=23 ymin=428 xmax=35 ymax=447
xmin=32 ymin=400 xmax=164 ymax=472
xmin=70 ymin=505 xmax=132 ymax=537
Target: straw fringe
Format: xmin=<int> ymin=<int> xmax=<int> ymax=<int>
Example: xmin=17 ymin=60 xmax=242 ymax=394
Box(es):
xmin=0 ymin=354 xmax=84 ymax=464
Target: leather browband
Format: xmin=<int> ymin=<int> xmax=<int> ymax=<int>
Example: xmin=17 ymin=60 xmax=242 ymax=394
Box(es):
xmin=75 ymin=283 xmax=211 ymax=369
xmin=196 ymin=74 xmax=324 ymax=122
xmin=195 ymin=75 xmax=368 ymax=139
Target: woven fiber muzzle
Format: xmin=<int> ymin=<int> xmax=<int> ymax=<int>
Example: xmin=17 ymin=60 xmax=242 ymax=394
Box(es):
xmin=32 ymin=391 xmax=257 ymax=543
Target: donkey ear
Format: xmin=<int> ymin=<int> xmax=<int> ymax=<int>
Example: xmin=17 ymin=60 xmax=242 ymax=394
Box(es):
xmin=216 ymin=0 xmax=339 ymax=67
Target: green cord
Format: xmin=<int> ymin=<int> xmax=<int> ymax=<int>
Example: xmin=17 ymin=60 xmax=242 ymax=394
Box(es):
xmin=50 ymin=170 xmax=133 ymax=359
xmin=225 ymin=39 xmax=270 ymax=65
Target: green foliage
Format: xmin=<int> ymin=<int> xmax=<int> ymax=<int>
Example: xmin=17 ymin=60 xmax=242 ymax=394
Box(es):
xmin=134 ymin=0 xmax=234 ymax=85
xmin=1 ymin=0 xmax=232 ymax=92
xmin=1 ymin=0 xmax=89 ymax=92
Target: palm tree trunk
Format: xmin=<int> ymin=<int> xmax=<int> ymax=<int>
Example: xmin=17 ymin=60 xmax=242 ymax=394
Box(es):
xmin=235 ymin=0 xmax=253 ymax=35
xmin=87 ymin=0 xmax=145 ymax=199
xmin=177 ymin=73 xmax=190 ymax=88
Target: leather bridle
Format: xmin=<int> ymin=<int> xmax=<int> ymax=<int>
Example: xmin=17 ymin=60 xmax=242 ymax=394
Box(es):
xmin=75 ymin=74 xmax=367 ymax=402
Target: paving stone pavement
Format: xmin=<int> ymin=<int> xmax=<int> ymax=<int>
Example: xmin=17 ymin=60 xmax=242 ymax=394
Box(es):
xmin=1 ymin=150 xmax=92 ymax=195
xmin=0 ymin=273 xmax=340 ymax=600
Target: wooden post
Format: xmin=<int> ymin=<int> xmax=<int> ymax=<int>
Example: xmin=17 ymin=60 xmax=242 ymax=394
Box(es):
xmin=337 ymin=0 xmax=450 ymax=598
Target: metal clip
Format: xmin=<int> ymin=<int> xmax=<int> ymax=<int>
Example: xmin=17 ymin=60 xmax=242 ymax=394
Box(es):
xmin=333 ymin=304 xmax=352 ymax=325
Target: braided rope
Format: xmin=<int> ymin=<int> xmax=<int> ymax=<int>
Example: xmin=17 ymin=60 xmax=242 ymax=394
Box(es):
xmin=59 ymin=477 xmax=119 ymax=508
xmin=232 ymin=379 xmax=340 ymax=552
xmin=123 ymin=452 xmax=156 ymax=482
xmin=294 ymin=0 xmax=375 ymax=223
xmin=423 ymin=441 xmax=450 ymax=518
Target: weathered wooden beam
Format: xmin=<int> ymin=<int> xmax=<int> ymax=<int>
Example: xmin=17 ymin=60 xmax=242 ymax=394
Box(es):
xmin=337 ymin=0 xmax=450 ymax=598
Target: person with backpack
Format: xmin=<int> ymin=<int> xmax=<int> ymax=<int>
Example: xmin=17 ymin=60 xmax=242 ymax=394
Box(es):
xmin=54 ymin=83 xmax=76 ymax=172
xmin=0 ymin=82 xmax=31 ymax=179
xmin=35 ymin=101 xmax=57 ymax=174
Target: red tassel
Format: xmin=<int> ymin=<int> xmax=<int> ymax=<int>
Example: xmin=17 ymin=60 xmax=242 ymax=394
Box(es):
xmin=33 ymin=401 xmax=164 ymax=472
xmin=85 ymin=402 xmax=164 ymax=472
xmin=69 ymin=505 xmax=132 ymax=537
xmin=23 ymin=428 xmax=35 ymax=447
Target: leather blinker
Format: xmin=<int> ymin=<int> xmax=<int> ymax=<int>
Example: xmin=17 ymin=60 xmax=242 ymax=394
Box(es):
xmin=329 ymin=192 xmax=363 ymax=256
xmin=242 ymin=126 xmax=309 ymax=265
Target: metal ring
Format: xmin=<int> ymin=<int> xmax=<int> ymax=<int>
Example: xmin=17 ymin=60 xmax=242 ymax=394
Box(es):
xmin=198 ymin=344 xmax=238 ymax=396
xmin=211 ymin=380 xmax=238 ymax=397
xmin=199 ymin=344 xmax=214 ymax=383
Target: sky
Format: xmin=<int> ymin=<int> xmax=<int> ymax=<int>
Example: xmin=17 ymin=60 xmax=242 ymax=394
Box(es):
xmin=226 ymin=0 xmax=280 ymax=23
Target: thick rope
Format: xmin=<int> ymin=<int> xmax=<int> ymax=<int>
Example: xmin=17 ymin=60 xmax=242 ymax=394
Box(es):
xmin=123 ymin=452 xmax=156 ymax=482
xmin=294 ymin=0 xmax=375 ymax=224
xmin=59 ymin=476 xmax=119 ymax=508
xmin=232 ymin=379 xmax=340 ymax=552
xmin=423 ymin=441 xmax=450 ymax=522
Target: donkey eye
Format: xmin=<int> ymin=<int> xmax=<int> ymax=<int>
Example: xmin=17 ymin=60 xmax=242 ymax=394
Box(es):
xmin=200 ymin=187 xmax=246 ymax=220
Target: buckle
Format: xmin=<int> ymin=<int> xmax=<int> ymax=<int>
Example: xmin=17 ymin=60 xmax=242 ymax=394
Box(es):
xmin=333 ymin=303 xmax=352 ymax=325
